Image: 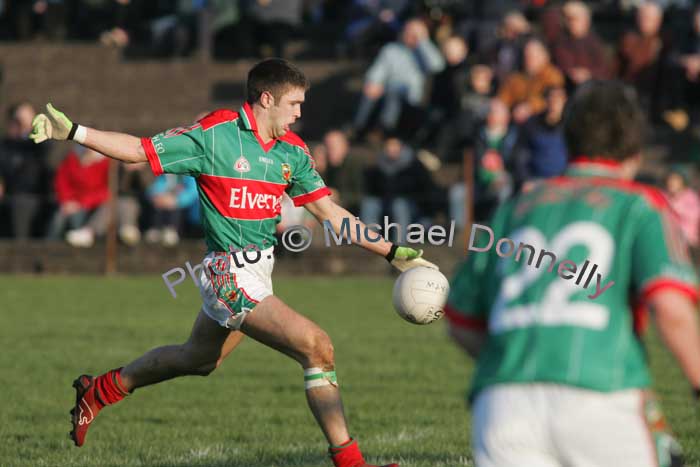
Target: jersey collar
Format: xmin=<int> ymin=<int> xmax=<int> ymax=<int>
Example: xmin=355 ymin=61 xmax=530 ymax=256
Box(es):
xmin=565 ymin=156 xmax=623 ymax=179
xmin=239 ymin=101 xmax=277 ymax=152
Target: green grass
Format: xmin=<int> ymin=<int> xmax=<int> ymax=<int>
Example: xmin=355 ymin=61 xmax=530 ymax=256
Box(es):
xmin=0 ymin=276 xmax=698 ymax=467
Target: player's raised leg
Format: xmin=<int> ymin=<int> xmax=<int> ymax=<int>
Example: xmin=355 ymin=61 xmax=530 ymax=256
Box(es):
xmin=240 ymin=295 xmax=398 ymax=467
xmin=120 ymin=310 xmax=244 ymax=388
xmin=70 ymin=309 xmax=244 ymax=447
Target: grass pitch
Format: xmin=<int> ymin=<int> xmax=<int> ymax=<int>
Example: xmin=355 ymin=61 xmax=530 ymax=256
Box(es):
xmin=1 ymin=276 xmax=698 ymax=467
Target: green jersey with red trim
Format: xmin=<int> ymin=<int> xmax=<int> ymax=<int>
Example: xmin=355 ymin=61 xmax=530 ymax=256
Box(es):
xmin=141 ymin=102 xmax=330 ymax=252
xmin=447 ymin=159 xmax=699 ymax=400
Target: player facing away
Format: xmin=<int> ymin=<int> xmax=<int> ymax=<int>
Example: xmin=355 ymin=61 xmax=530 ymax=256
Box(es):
xmin=446 ymin=81 xmax=700 ymax=467
xmin=30 ymin=59 xmax=438 ymax=467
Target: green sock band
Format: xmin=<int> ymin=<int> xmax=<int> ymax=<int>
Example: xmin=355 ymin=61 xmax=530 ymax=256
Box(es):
xmin=304 ymin=371 xmax=337 ymax=383
xmin=304 ymin=368 xmax=338 ymax=389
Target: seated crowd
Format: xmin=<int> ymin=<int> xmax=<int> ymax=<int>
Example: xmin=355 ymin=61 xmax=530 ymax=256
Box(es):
xmin=2 ymin=1 xmax=700 ymax=250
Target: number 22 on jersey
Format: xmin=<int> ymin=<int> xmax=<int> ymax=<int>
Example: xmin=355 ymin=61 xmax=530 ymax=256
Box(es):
xmin=489 ymin=221 xmax=615 ymax=334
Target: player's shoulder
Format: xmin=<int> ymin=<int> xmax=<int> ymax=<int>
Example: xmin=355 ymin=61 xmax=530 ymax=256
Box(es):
xmin=198 ymin=109 xmax=240 ymax=131
xmin=600 ymin=178 xmax=670 ymax=213
xmin=549 ymin=176 xmax=670 ymax=213
xmin=278 ymin=131 xmax=311 ymax=156
xmin=629 ymin=182 xmax=671 ymax=212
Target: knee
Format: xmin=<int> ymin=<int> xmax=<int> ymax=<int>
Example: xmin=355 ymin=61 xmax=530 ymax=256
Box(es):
xmin=303 ymin=330 xmax=335 ymax=369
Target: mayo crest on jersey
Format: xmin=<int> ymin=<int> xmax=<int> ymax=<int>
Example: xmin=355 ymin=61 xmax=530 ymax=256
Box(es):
xmin=140 ymin=103 xmax=330 ymax=252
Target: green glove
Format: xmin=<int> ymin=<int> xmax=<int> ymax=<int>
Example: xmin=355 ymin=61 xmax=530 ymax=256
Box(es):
xmin=385 ymin=245 xmax=439 ymax=272
xmin=29 ymin=103 xmax=77 ymax=143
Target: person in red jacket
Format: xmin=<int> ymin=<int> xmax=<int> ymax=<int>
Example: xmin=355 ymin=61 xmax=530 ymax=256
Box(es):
xmin=47 ymin=145 xmax=110 ymax=241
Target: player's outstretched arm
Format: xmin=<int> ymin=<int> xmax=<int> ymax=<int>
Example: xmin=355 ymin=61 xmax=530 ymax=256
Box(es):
xmin=29 ymin=103 xmax=146 ymax=164
xmin=648 ymin=290 xmax=700 ymax=400
xmin=304 ymin=195 xmax=439 ymax=272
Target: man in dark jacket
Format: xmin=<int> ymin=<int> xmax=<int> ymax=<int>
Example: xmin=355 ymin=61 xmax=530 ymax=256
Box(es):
xmin=515 ymin=86 xmax=568 ymax=191
xmin=0 ymin=102 xmax=51 ymax=239
xmin=552 ymin=1 xmax=610 ymax=90
xmin=361 ymin=135 xmax=433 ymax=242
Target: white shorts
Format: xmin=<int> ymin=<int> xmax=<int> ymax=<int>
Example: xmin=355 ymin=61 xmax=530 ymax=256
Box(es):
xmin=472 ymin=383 xmax=680 ymax=467
xmin=198 ymin=247 xmax=274 ymax=330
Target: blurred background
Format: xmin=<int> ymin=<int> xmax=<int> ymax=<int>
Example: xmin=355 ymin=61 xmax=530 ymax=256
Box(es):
xmin=2 ymin=0 xmax=700 ymax=276
xmin=2 ymin=3 xmax=700 ymax=466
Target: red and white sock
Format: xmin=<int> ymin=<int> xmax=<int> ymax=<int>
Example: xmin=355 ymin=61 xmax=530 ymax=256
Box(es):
xmin=329 ymin=438 xmax=365 ymax=467
xmin=94 ymin=368 xmax=129 ymax=408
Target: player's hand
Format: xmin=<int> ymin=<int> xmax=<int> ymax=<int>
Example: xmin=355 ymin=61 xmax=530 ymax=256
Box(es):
xmin=385 ymin=245 xmax=439 ymax=272
xmin=29 ymin=103 xmax=74 ymax=143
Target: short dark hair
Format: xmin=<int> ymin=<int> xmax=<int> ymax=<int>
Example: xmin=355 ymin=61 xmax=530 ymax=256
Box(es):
xmin=246 ymin=59 xmax=310 ymax=104
xmin=563 ymin=81 xmax=646 ymax=161
xmin=7 ymin=100 xmax=32 ymax=121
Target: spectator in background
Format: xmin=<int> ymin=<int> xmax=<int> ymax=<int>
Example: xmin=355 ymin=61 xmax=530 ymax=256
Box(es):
xmin=66 ymin=162 xmax=153 ymax=247
xmin=480 ymin=11 xmax=531 ymax=86
xmin=143 ymin=0 xmax=208 ymax=57
xmin=515 ymin=86 xmax=568 ymax=193
xmin=418 ymin=36 xmax=470 ymax=146
xmin=311 ymin=141 xmax=329 ymax=178
xmin=665 ymin=165 xmax=700 ymax=247
xmin=321 ymin=130 xmax=364 ymax=213
xmin=617 ymin=2 xmax=670 ymax=120
xmin=48 ymin=146 xmax=110 ymax=244
xmin=116 ymin=162 xmax=151 ymax=245
xmin=463 ymin=98 xmax=519 ymax=222
xmin=436 ymin=63 xmax=496 ymax=164
xmin=361 ymin=135 xmax=433 ymax=242
xmin=145 ymin=174 xmax=198 ymax=247
xmin=98 ymin=0 xmax=135 ymax=48
xmin=540 ymin=3 xmax=564 ymax=47
xmin=243 ymin=0 xmax=303 ymax=58
xmin=498 ymin=37 xmax=565 ymax=124
xmin=342 ymin=0 xmax=413 ymax=58
xmin=352 ymin=18 xmax=445 ymax=138
xmin=448 ymin=98 xmax=516 ymax=228
xmin=1 ymin=0 xmax=64 ymax=40
xmin=461 ymin=64 xmax=496 ymax=130
xmin=669 ymin=6 xmax=700 ymax=126
xmin=66 ymin=0 xmax=134 ymax=42
xmin=552 ymin=1 xmax=611 ymax=90
xmin=211 ymin=0 xmax=242 ymax=59
xmin=0 ymin=102 xmax=51 ymax=239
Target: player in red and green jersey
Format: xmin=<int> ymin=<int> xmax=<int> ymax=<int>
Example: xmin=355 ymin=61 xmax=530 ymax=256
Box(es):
xmin=30 ymin=59 xmax=438 ymax=467
xmin=447 ymin=81 xmax=700 ymax=467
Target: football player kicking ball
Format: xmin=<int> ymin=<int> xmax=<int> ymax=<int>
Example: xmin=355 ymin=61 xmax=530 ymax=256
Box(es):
xmin=446 ymin=81 xmax=700 ymax=467
xmin=30 ymin=59 xmax=436 ymax=467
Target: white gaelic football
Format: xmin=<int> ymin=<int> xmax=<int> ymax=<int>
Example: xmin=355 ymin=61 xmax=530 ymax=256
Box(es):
xmin=392 ymin=266 xmax=449 ymax=325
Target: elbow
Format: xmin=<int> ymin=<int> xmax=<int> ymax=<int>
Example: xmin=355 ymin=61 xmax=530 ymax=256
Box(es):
xmin=130 ymin=144 xmax=148 ymax=164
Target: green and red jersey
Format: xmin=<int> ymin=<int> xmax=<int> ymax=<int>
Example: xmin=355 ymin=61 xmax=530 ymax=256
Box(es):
xmin=447 ymin=158 xmax=699 ymax=399
xmin=141 ymin=102 xmax=330 ymax=252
